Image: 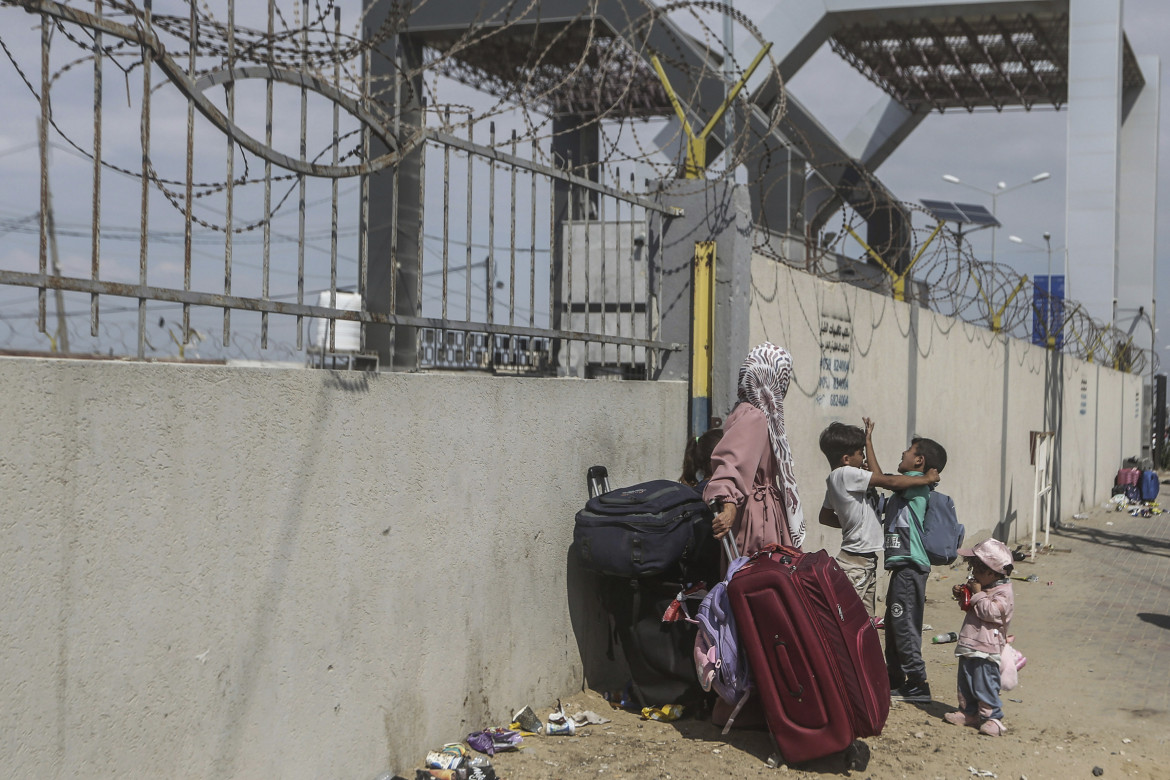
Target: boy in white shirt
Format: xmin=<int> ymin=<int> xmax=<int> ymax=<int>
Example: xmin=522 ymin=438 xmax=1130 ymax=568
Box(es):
xmin=818 ymin=418 xmax=939 ymax=618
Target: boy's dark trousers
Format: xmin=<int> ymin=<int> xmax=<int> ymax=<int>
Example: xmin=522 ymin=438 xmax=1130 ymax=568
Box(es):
xmin=884 ymin=565 xmax=929 ymax=688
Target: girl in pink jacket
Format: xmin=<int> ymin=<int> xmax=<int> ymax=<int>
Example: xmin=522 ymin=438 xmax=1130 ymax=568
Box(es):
xmin=944 ymin=538 xmax=1015 ymax=736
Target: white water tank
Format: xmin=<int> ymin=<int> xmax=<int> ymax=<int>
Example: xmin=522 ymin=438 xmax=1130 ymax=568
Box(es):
xmin=309 ymin=291 xmax=362 ymax=352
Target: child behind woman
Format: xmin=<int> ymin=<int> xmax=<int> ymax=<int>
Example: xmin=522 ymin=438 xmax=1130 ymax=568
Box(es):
xmin=680 ymin=428 xmax=724 ymax=489
xmin=944 ymin=538 xmax=1015 ymax=737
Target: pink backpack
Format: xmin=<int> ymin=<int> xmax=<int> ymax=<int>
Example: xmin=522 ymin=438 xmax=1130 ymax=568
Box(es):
xmin=689 ymin=537 xmax=753 ymax=734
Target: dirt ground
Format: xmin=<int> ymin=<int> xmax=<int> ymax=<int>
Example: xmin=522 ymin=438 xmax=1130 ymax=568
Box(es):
xmin=478 ymin=501 xmax=1170 ymax=779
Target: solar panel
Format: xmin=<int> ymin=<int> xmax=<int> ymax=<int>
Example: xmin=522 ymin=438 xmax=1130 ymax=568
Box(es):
xmin=919 ymin=199 xmax=1001 ymax=228
xmin=953 ymin=202 xmax=1000 ymax=227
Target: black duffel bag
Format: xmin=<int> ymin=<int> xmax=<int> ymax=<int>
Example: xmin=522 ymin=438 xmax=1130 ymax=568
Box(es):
xmin=573 ymin=480 xmax=715 ymax=578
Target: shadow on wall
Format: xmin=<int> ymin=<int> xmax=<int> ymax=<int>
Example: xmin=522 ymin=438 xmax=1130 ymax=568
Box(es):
xmin=565 ymin=547 xmax=630 ymax=696
xmin=995 ymin=486 xmax=1017 ymax=544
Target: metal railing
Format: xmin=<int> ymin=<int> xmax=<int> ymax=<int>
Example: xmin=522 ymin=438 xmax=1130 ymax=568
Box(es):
xmin=0 ymin=0 xmax=680 ymax=376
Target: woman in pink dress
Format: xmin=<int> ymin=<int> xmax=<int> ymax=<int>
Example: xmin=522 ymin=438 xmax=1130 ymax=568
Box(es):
xmin=703 ymin=343 xmax=805 ymax=555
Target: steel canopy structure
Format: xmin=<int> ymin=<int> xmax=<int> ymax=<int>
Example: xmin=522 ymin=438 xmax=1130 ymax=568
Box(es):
xmin=830 ymin=11 xmax=1145 ymax=112
xmin=418 ymin=21 xmax=674 ymax=119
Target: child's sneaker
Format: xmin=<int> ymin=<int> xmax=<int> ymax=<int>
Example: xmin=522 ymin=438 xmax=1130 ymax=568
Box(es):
xmin=890 ymin=681 xmax=932 ymax=702
xmin=943 ymin=710 xmax=979 ymax=727
xmin=979 ymin=718 xmax=1007 ymax=736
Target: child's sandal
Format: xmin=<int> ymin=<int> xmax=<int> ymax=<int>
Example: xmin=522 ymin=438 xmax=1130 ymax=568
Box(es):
xmin=943 ymin=710 xmax=979 ymax=727
xmin=978 ymin=718 xmax=1006 ymax=736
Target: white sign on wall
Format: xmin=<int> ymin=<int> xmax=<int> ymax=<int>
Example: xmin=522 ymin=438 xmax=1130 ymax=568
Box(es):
xmin=817 ymin=311 xmax=852 ymax=409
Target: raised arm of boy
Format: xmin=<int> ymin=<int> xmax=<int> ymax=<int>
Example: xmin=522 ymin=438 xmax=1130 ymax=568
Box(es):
xmin=863 ymin=417 xmax=940 ymax=490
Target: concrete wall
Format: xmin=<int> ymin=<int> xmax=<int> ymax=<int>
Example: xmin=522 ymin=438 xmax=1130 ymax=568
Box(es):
xmin=746 ymin=254 xmax=1143 ymax=554
xmin=0 ymin=259 xmax=1143 ymax=778
xmin=0 ymin=358 xmax=687 ymax=779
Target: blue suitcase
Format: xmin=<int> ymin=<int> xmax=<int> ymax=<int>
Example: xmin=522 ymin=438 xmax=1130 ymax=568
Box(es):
xmin=1139 ymin=470 xmax=1160 ymax=501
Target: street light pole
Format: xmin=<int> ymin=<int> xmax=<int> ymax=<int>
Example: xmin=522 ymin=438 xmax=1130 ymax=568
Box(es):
xmin=942 ymin=172 xmax=1051 ymax=265
xmin=1044 ymin=231 xmax=1052 ymax=283
xmin=1044 ymin=231 xmax=1054 ymax=348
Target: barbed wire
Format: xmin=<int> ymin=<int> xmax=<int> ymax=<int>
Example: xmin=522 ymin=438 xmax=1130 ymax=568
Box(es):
xmin=0 ymin=0 xmax=1154 ymax=374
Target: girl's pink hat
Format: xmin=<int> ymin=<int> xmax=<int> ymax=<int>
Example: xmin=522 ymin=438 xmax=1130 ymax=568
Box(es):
xmin=956 ymin=538 xmax=1013 ymax=574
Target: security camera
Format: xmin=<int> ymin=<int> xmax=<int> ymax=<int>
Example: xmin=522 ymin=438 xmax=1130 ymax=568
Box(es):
xmin=634 ymin=233 xmax=646 ymax=247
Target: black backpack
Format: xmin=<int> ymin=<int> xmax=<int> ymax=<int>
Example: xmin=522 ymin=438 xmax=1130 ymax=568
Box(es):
xmin=573 ymin=480 xmax=715 ymax=578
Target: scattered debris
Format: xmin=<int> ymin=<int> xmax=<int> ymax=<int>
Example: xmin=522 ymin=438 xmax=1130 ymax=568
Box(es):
xmin=511 ymin=705 xmax=543 ymax=734
xmin=465 ymin=728 xmax=522 ymax=755
xmin=571 ymin=710 xmax=611 ymax=726
xmin=641 ymin=704 xmax=684 ymax=722
xmin=967 ymin=767 xmax=998 ymax=777
xmin=1092 ymin=767 xmax=1104 ymax=777
xmin=546 ymin=701 xmax=577 ymax=735
xmin=425 ymin=744 xmax=468 ymax=771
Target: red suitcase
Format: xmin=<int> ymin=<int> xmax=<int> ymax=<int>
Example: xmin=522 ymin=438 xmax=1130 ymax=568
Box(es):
xmin=727 ymin=547 xmax=889 ymax=764
xmin=1116 ymin=467 xmax=1140 ymax=486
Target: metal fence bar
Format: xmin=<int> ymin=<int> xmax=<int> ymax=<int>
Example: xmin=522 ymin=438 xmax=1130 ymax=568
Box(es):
xmin=136 ymin=2 xmax=153 ymax=359
xmin=295 ymin=0 xmax=307 ymax=350
xmin=583 ymin=159 xmax=591 ymax=372
xmin=328 ymin=5 xmax=340 ymax=352
xmin=616 ymin=169 xmax=624 ymax=365
xmin=442 ymin=108 xmax=450 ymax=321
xmin=222 ymin=0 xmax=234 ymax=347
xmin=509 ymin=129 xmax=517 ymax=330
xmin=182 ymin=4 xmax=194 ymax=343
xmin=359 ymin=29 xmax=370 ymax=353
xmin=261 ymin=0 xmax=274 ymax=349
xmin=629 ymin=176 xmax=638 ymax=369
xmin=465 ymin=119 xmax=474 ymax=321
xmin=599 ymin=183 xmax=607 ymax=371
xmin=487 ymin=122 xmax=495 ymax=327
xmin=565 ymin=151 xmax=574 ymax=372
xmin=547 ymin=154 xmax=556 ymax=341
xmin=648 ymin=204 xmax=660 ymax=378
xmin=38 ymin=13 xmax=48 ymax=335
xmin=91 ymin=0 xmax=102 ymax=337
xmin=529 ymin=139 xmax=537 ymax=330
xmin=414 ymin=115 xmax=426 ymax=367
xmin=0 ymin=269 xmax=678 ymax=351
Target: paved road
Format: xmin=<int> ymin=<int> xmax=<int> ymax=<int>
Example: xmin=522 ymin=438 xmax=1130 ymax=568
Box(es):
xmin=921 ymin=498 xmax=1170 ymax=743
xmin=1048 ymin=505 xmax=1170 ymax=724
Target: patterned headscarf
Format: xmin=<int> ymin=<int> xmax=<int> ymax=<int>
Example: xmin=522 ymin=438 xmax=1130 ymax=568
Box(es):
xmin=737 ymin=343 xmax=805 ymax=547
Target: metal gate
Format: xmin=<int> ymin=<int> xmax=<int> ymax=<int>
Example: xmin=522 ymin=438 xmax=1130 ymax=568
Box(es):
xmin=0 ymin=0 xmax=679 ymax=374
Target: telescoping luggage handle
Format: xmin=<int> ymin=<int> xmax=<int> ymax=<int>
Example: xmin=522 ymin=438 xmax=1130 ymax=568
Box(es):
xmin=710 ymin=500 xmax=741 ymax=560
xmin=721 ymin=533 xmax=740 ymax=560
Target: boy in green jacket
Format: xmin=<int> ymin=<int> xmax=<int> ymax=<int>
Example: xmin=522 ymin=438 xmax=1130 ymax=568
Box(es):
xmin=882 ymin=436 xmax=948 ymax=703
